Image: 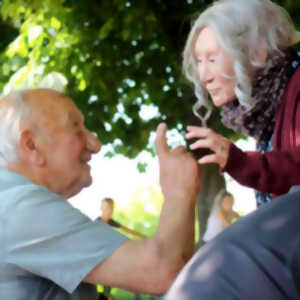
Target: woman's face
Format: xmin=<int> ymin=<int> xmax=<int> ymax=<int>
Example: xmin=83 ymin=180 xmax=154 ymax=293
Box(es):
xmin=194 ymin=26 xmax=237 ymax=107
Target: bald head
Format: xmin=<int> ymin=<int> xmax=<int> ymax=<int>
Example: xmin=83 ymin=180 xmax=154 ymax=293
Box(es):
xmin=22 ymin=88 xmax=67 ymax=110
xmin=0 ymin=88 xmax=64 ymax=112
xmin=22 ymin=89 xmax=83 ymax=135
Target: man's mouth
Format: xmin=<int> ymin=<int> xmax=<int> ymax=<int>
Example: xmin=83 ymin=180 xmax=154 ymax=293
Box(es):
xmin=80 ymin=158 xmax=91 ymax=166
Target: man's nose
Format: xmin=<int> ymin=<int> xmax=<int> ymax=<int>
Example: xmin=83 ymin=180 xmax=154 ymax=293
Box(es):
xmin=86 ymin=129 xmax=101 ymax=153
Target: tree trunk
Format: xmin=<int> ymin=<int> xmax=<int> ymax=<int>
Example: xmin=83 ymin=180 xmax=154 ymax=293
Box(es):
xmin=196 ymin=163 xmax=226 ymax=249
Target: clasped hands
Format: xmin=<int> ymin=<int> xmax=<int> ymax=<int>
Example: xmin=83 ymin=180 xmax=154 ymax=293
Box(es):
xmin=155 ymin=123 xmax=231 ymax=201
xmin=186 ymin=125 xmax=231 ymax=169
xmin=155 ymin=123 xmax=201 ymax=202
xmin=155 ymin=123 xmax=232 ymax=203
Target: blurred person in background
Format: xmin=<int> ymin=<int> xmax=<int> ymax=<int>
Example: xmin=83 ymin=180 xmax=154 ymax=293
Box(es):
xmin=202 ymin=189 xmax=239 ymax=243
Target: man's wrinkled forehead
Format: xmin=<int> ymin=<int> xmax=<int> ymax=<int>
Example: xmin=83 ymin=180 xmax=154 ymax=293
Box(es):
xmin=26 ymin=88 xmax=67 ymax=107
xmin=29 ymin=89 xmax=81 ymax=116
xmin=24 ymin=89 xmax=83 ymax=131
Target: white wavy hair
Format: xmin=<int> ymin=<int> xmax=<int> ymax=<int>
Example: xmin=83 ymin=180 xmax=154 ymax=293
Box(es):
xmin=0 ymin=90 xmax=32 ymax=167
xmin=183 ymin=0 xmax=300 ymax=124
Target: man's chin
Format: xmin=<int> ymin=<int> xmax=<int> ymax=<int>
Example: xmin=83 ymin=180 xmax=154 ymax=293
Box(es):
xmin=81 ymin=173 xmax=93 ymax=188
xmin=85 ymin=177 xmax=93 ymax=188
xmin=67 ymin=182 xmax=91 ymax=199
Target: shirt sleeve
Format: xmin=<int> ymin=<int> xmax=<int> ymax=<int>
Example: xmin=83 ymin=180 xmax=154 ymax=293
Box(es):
xmin=5 ymin=186 xmax=127 ymax=294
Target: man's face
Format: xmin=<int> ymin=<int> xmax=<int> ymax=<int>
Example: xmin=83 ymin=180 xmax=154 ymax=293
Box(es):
xmin=194 ymin=26 xmax=237 ymax=107
xmin=29 ymin=90 xmax=101 ymax=198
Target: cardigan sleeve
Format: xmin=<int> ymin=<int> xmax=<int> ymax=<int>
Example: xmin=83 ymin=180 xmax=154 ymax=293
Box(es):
xmin=222 ymin=66 xmax=300 ymax=196
xmin=222 ymin=142 xmax=300 ymax=196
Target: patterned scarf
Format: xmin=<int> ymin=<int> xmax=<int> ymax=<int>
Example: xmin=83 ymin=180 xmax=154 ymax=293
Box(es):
xmin=220 ymin=44 xmax=300 ymax=206
xmin=221 ymin=52 xmax=290 ymax=142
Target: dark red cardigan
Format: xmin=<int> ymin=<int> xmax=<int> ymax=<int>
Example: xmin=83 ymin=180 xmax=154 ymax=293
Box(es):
xmin=223 ymin=67 xmax=300 ymax=196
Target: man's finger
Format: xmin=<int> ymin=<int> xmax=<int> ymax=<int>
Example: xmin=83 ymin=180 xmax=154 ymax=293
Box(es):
xmin=155 ymin=123 xmax=170 ymax=157
xmin=172 ymin=145 xmax=186 ymax=155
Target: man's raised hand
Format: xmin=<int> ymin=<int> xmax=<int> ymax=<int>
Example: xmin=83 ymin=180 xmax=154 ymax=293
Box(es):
xmin=155 ymin=123 xmax=201 ymax=203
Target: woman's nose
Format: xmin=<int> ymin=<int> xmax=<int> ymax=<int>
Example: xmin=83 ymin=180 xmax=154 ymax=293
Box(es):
xmin=198 ymin=63 xmax=213 ymax=84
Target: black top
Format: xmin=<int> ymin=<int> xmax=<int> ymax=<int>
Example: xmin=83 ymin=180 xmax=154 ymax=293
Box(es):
xmin=99 ymin=217 xmax=121 ymax=228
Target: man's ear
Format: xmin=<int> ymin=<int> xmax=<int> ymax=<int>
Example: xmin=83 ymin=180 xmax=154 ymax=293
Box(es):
xmin=19 ymin=129 xmax=45 ymax=166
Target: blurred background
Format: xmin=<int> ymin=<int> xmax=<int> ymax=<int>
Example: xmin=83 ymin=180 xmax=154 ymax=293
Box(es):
xmin=1 ymin=0 xmax=299 ymax=298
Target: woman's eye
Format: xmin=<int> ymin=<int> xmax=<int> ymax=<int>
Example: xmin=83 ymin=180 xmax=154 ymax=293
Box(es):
xmin=209 ymin=58 xmax=215 ymax=63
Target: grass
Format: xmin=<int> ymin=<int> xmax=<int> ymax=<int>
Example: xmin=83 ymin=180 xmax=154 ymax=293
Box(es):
xmin=98 ymin=286 xmax=161 ymax=300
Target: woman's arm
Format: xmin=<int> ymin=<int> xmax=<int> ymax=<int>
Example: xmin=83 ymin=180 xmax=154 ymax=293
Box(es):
xmin=223 ymin=143 xmax=300 ymax=195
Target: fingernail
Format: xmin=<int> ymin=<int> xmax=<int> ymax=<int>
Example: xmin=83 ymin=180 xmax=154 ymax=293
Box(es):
xmin=157 ymin=123 xmax=166 ymax=130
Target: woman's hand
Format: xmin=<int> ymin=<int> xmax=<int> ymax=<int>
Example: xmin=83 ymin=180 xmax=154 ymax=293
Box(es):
xmin=186 ymin=126 xmax=232 ymax=168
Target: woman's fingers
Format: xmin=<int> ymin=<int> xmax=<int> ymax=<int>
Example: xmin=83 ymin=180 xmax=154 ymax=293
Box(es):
xmin=185 ymin=126 xmax=231 ymax=168
xmin=198 ymin=153 xmax=218 ymax=164
xmin=186 ymin=126 xmax=213 ymax=139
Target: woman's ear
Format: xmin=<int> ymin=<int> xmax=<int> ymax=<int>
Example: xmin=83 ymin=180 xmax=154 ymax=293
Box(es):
xmin=251 ymin=39 xmax=268 ymax=66
xmin=19 ymin=129 xmax=45 ymax=166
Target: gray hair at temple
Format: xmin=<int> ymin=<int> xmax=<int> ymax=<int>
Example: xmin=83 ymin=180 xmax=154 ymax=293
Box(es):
xmin=183 ymin=0 xmax=300 ymax=123
xmin=0 ymin=90 xmax=32 ymax=167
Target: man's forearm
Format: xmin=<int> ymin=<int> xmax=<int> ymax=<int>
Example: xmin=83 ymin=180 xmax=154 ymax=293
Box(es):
xmin=154 ymin=193 xmax=197 ymax=271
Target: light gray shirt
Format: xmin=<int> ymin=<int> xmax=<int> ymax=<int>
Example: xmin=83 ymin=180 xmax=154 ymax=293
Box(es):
xmin=0 ymin=168 xmax=127 ymax=300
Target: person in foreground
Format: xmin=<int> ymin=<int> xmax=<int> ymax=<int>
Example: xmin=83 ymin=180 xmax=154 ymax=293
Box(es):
xmin=183 ymin=0 xmax=300 ymax=206
xmin=164 ymin=1 xmax=300 ymax=298
xmin=164 ymin=186 xmax=300 ymax=300
xmin=0 ymin=88 xmax=201 ymax=300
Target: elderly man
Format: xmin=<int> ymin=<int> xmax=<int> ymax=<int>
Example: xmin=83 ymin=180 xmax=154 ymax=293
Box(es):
xmin=0 ymin=88 xmax=201 ymax=300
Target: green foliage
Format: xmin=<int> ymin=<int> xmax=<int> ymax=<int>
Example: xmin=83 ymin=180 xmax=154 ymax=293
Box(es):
xmin=113 ymin=183 xmax=164 ymax=239
xmin=0 ymin=0 xmax=239 ymax=160
xmin=97 ymin=285 xmax=155 ymax=300
xmin=0 ymin=0 xmax=299 ymax=160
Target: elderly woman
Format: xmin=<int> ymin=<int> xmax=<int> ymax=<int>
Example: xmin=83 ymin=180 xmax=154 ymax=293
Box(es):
xmin=184 ymin=0 xmax=300 ymax=206
xmin=163 ymin=2 xmax=300 ymax=299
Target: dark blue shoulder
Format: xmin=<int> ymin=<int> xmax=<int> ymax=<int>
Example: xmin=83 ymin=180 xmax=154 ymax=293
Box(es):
xmin=287 ymin=42 xmax=300 ymax=77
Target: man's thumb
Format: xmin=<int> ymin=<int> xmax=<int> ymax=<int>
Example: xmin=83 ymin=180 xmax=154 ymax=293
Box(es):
xmin=155 ymin=123 xmax=169 ymax=157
